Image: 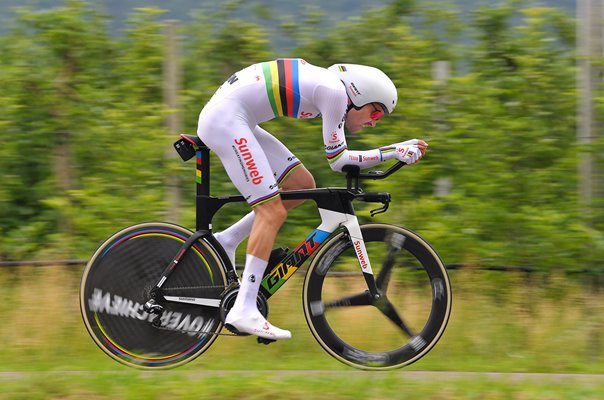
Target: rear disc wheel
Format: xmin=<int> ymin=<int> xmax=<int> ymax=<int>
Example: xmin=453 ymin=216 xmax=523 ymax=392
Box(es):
xmin=80 ymin=222 xmax=227 ymax=369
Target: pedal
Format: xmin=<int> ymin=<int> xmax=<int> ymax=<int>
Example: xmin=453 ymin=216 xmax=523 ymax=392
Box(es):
xmin=257 ymin=337 xmax=276 ymax=345
xmin=224 ymin=323 xmax=246 ymax=336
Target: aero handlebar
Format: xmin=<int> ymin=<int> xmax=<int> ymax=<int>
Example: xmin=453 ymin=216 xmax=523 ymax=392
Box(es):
xmin=341 ymin=162 xmax=406 ymax=190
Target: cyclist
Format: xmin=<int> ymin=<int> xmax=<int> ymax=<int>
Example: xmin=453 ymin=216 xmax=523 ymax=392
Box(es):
xmin=197 ymin=58 xmax=427 ymax=340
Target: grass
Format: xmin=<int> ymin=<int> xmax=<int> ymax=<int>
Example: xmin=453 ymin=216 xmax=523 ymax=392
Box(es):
xmin=0 ymin=265 xmax=603 ymax=398
xmin=1 ymin=370 xmax=603 ymax=400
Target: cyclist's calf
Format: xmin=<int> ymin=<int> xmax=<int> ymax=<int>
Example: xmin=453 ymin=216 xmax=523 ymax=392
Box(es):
xmin=248 ymin=199 xmax=288 ymax=260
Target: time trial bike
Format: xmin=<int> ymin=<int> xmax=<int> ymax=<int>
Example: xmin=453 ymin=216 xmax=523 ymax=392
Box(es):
xmin=80 ymin=134 xmax=452 ymax=370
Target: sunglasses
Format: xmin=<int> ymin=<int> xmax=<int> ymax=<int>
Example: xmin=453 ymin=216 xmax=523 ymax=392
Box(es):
xmin=370 ymin=104 xmax=385 ymax=122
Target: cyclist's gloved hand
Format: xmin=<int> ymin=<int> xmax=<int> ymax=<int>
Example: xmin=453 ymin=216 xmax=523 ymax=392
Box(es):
xmin=398 ymin=139 xmax=428 ymax=156
xmin=393 ymin=140 xmax=424 ymax=164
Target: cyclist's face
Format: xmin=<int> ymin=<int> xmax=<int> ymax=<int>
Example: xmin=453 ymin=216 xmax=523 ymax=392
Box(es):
xmin=345 ymin=103 xmax=385 ymax=133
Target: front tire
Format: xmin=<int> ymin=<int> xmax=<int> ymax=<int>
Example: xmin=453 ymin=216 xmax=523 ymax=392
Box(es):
xmin=303 ymin=224 xmax=451 ymax=370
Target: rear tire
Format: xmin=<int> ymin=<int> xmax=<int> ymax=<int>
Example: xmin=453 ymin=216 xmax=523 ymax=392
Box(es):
xmin=303 ymin=224 xmax=451 ymax=370
xmin=80 ymin=222 xmax=227 ymax=369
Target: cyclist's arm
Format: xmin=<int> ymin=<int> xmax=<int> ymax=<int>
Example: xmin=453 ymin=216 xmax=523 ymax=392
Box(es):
xmin=314 ymin=85 xmax=400 ymax=172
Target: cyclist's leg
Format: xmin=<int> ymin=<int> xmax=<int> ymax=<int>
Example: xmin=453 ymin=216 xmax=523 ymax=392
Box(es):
xmin=198 ymin=113 xmax=291 ymax=339
xmin=279 ymin=165 xmax=316 ymax=209
xmin=213 ymin=125 xmax=315 ymax=264
xmin=226 ymin=197 xmax=291 ymax=340
xmin=254 ymin=125 xmax=316 ymax=201
xmin=213 ymin=212 xmax=255 ymax=266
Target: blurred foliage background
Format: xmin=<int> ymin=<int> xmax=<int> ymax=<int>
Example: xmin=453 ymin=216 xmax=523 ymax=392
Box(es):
xmin=0 ymin=0 xmax=602 ymax=271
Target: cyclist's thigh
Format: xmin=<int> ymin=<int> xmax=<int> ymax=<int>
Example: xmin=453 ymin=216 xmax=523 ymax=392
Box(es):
xmin=252 ymin=125 xmax=303 ymax=186
xmin=198 ymin=105 xmax=279 ymax=207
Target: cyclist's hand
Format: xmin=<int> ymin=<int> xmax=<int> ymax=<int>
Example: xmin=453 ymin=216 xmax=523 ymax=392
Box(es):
xmin=398 ymin=139 xmax=428 ymax=157
xmin=393 ymin=141 xmax=424 ymax=165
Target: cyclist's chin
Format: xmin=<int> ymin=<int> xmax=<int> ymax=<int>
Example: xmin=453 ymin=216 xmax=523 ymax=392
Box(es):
xmin=348 ymin=125 xmax=363 ymax=134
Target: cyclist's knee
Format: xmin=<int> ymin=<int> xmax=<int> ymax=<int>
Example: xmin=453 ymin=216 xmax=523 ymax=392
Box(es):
xmin=281 ymin=166 xmax=315 ymax=191
xmin=254 ymin=198 xmax=287 ymax=225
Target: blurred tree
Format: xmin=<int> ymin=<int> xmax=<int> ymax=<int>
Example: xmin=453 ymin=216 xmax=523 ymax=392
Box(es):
xmin=66 ymin=7 xmax=170 ymax=255
xmin=0 ymin=0 xmax=116 ymax=258
xmin=0 ymin=0 xmax=601 ymax=271
xmin=0 ymin=2 xmax=170 ymax=259
xmin=419 ymin=2 xmax=592 ymax=268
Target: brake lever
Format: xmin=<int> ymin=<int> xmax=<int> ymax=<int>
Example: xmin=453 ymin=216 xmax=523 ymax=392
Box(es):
xmin=370 ymin=200 xmax=390 ymax=217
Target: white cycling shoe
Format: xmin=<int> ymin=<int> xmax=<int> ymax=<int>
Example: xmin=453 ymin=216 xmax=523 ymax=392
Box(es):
xmin=225 ymin=311 xmax=292 ymax=340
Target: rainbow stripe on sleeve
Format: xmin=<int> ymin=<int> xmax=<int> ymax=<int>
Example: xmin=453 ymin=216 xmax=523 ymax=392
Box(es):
xmin=379 ymin=146 xmax=396 ymax=161
xmin=262 ymin=58 xmax=301 ymax=118
xmin=326 ymin=146 xmax=348 ymax=164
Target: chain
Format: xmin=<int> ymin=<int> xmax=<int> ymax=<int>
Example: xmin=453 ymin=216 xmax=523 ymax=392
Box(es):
xmin=152 ymin=283 xmax=241 ymax=336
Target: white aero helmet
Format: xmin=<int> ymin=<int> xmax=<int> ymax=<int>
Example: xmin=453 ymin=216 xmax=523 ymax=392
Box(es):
xmin=328 ymin=63 xmax=398 ymax=114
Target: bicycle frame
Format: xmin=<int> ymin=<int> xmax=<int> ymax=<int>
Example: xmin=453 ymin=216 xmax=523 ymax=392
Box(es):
xmin=150 ymin=136 xmax=400 ymax=308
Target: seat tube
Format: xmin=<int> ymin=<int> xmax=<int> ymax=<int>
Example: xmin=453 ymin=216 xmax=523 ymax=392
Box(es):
xmin=196 ymin=146 xmax=210 ymax=196
xmin=196 ymin=145 xmax=211 ymax=231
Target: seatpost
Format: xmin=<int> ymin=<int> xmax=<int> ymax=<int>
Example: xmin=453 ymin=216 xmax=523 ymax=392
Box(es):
xmin=196 ymin=144 xmax=211 ymax=230
xmin=196 ymin=144 xmax=210 ymax=196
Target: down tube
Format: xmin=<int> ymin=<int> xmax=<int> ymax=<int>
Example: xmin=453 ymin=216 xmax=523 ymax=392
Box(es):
xmin=260 ymin=229 xmax=332 ymax=299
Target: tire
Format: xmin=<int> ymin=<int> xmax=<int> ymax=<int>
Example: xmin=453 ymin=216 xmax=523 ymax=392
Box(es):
xmin=303 ymin=224 xmax=451 ymax=370
xmin=80 ymin=222 xmax=227 ymax=369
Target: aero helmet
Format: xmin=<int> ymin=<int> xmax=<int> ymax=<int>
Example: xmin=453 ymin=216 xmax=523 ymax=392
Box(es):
xmin=328 ymin=64 xmax=398 ymax=114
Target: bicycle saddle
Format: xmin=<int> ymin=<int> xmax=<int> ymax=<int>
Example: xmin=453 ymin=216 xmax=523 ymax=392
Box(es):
xmin=180 ymin=134 xmax=206 ymax=148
